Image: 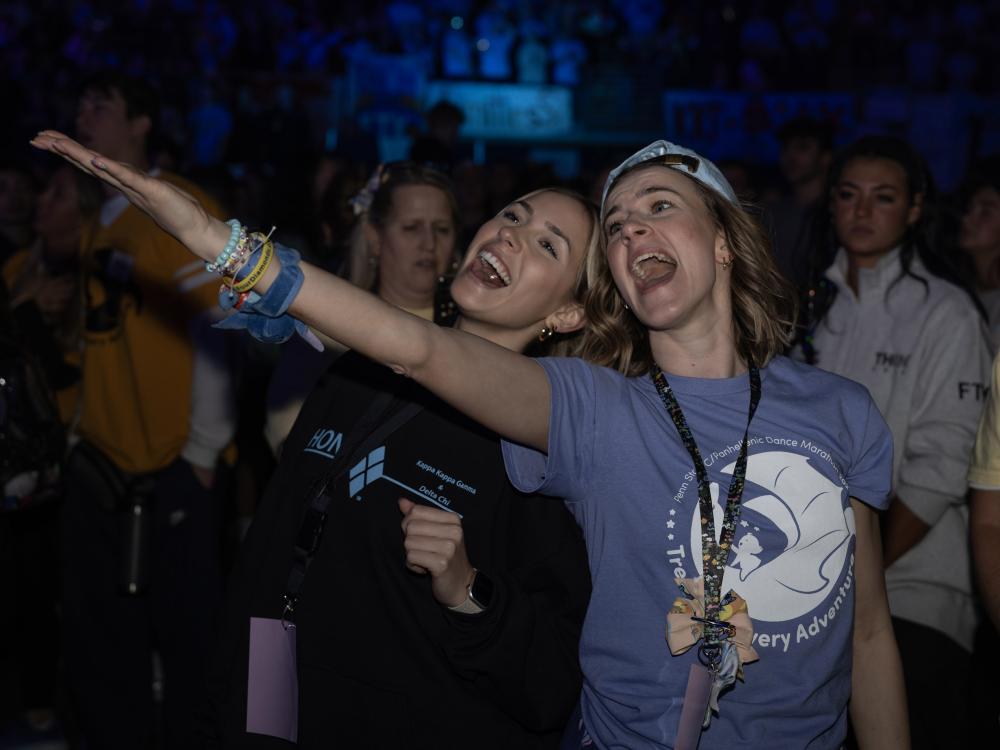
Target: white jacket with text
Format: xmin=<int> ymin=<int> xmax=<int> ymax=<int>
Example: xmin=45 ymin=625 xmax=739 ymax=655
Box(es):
xmin=812 ymin=247 xmax=991 ymax=651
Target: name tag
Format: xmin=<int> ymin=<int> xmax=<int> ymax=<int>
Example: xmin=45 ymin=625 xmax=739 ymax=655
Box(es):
xmin=247 ymin=617 xmax=298 ymax=742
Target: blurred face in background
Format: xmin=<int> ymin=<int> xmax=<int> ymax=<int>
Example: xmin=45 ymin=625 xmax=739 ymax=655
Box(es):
xmin=960 ymin=187 xmax=1000 ymax=257
xmin=780 ymin=136 xmax=830 ymax=187
xmin=75 ymin=87 xmax=149 ymax=163
xmin=370 ymin=184 xmax=457 ymax=309
xmin=831 ymin=157 xmax=921 ymax=265
xmin=34 ymin=168 xmax=85 ymax=258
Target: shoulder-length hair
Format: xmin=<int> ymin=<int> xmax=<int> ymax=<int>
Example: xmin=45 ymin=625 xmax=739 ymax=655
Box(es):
xmin=579 ymin=172 xmax=797 ymax=376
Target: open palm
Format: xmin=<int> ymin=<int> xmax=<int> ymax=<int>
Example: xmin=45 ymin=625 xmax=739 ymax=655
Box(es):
xmin=30 ymin=130 xmax=228 ymax=262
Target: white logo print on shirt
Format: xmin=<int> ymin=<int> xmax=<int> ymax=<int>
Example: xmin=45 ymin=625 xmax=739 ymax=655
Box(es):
xmin=688 ymin=451 xmax=854 ymax=624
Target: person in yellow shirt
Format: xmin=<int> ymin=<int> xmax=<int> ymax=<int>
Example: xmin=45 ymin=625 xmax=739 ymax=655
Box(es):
xmin=59 ymin=72 xmax=234 ymax=750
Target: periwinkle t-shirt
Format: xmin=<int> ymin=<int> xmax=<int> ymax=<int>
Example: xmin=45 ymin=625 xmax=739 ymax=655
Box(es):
xmin=502 ymin=355 xmax=892 ymax=749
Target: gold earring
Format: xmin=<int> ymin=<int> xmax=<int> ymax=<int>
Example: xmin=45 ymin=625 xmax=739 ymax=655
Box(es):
xmin=721 ymin=256 xmax=733 ymax=270
xmin=538 ymin=325 xmax=557 ymax=342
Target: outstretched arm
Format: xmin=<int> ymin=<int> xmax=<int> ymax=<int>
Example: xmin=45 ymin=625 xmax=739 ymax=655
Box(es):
xmin=31 ymin=132 xmax=552 ymax=451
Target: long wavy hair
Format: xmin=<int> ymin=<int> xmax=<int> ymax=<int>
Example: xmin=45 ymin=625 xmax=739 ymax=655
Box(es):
xmin=796 ymin=135 xmax=981 ymax=363
xmin=579 ymin=169 xmax=797 ymax=376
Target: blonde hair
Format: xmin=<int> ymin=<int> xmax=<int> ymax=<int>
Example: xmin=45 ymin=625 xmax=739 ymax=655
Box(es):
xmin=346 ymin=163 xmax=460 ymax=292
xmin=579 ymin=173 xmax=797 ymax=375
xmin=516 ymin=187 xmax=602 ymax=358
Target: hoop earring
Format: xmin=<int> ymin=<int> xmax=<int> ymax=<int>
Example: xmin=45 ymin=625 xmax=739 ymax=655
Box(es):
xmin=538 ymin=325 xmax=557 ymax=342
xmin=721 ymin=256 xmax=733 ymax=270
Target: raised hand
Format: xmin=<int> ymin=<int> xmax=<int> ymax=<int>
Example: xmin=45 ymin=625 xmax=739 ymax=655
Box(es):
xmin=399 ymin=498 xmax=475 ymax=607
xmin=30 ymin=131 xmax=230 ymax=263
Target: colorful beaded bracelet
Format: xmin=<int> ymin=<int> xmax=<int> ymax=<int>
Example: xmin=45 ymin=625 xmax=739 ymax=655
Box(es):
xmin=206 ymin=219 xmax=244 ymax=273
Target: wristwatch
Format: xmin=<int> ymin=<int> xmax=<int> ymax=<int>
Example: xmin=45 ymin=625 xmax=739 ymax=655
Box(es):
xmin=447 ymin=568 xmax=494 ymax=615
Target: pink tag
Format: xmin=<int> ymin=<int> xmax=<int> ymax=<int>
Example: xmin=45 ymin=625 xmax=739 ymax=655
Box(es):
xmin=675 ymin=663 xmax=711 ymax=750
xmin=247 ymin=617 xmax=298 ymax=742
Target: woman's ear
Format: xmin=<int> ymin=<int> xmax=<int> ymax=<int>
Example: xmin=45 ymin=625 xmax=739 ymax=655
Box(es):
xmin=544 ymin=301 xmax=586 ymax=335
xmin=714 ymin=230 xmax=729 ymax=265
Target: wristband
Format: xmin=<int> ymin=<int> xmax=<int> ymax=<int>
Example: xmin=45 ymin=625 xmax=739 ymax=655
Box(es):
xmin=214 ymin=241 xmax=322 ymax=351
xmin=231 ymin=238 xmax=274 ymax=293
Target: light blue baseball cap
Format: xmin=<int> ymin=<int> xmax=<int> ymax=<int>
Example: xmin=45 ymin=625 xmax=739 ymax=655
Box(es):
xmin=600 ymin=140 xmax=739 ymax=215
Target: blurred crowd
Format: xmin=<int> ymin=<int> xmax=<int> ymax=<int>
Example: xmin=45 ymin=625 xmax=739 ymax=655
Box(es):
xmin=5 ymin=0 xmax=1000 ymax=93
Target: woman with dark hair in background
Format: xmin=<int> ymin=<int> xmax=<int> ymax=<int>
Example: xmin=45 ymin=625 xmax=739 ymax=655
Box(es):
xmin=798 ymin=135 xmax=991 ymax=749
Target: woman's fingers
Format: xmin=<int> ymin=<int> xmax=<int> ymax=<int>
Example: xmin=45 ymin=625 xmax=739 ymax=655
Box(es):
xmin=404 ymin=534 xmax=459 ymax=560
xmin=32 ymin=132 xmax=145 ymax=198
xmin=32 ymin=129 xmax=228 ymax=262
xmin=32 ymin=134 xmax=140 ymax=200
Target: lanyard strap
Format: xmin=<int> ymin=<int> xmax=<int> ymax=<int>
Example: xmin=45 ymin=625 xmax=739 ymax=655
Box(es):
xmin=651 ymin=363 xmax=761 ymax=666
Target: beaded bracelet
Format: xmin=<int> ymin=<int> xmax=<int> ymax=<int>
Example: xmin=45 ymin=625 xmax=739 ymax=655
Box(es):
xmin=218 ymin=230 xmax=255 ymax=278
xmin=215 ymin=242 xmax=322 ymax=351
xmin=223 ymin=225 xmax=276 ymax=282
xmin=206 ymin=219 xmax=243 ymax=273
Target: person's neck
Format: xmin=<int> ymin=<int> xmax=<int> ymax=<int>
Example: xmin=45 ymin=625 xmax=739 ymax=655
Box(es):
xmin=649 ymin=319 xmax=745 ymax=379
xmin=845 ymin=247 xmax=893 ymax=296
xmin=792 ymin=175 xmax=824 ymax=207
xmin=455 ymin=315 xmax=534 ymax=353
xmin=378 ymin=285 xmax=434 ymax=316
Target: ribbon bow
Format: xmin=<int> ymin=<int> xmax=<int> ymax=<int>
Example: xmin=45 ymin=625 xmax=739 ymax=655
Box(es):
xmin=214 ymin=242 xmax=322 ymax=351
xmin=666 ymin=577 xmax=759 ymax=672
xmin=348 ymin=163 xmax=386 ymax=216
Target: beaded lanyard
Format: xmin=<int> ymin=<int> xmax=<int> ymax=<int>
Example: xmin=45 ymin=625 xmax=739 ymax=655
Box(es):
xmin=651 ymin=363 xmax=761 ymax=672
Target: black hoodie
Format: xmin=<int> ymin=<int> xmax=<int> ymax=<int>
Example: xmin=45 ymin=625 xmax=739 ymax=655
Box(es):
xmin=201 ymin=350 xmax=591 ymax=749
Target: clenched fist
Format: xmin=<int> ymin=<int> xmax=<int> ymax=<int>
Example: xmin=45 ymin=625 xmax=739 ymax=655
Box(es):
xmin=399 ymin=497 xmax=475 ymax=607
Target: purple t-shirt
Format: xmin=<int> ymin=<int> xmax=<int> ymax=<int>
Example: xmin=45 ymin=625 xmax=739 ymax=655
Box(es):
xmin=502 ymin=355 xmax=892 ymax=749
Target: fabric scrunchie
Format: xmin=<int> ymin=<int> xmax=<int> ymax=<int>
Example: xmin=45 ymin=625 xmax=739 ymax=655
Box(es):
xmin=214 ymin=242 xmax=322 ymax=351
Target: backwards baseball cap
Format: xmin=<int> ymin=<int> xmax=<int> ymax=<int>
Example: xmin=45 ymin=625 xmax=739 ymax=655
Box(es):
xmin=600 ymin=140 xmax=739 ymax=215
